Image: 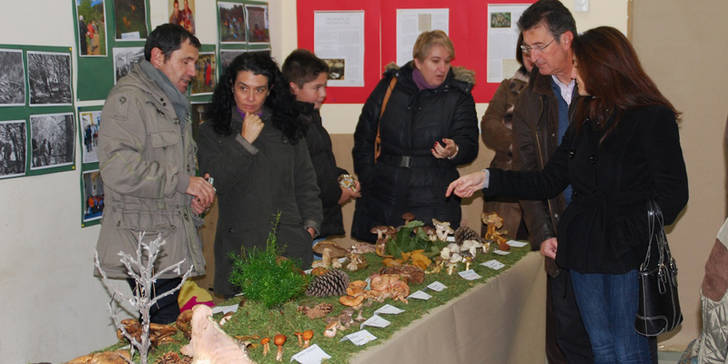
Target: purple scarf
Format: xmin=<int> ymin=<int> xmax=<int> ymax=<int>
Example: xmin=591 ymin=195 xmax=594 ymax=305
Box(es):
xmin=412 ymin=68 xmax=438 ymax=90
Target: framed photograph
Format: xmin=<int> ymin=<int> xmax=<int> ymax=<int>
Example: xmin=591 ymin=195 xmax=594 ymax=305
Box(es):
xmin=76 ymin=0 xmax=108 ymax=56
xmin=190 ymin=52 xmax=216 ymax=96
xmin=27 ymin=51 xmax=73 ymax=106
xmin=113 ymin=47 xmax=144 ymax=83
xmin=0 ymin=49 xmax=25 ymax=106
xmin=218 ymin=2 xmax=246 ymax=44
xmin=490 ymin=12 xmax=512 ymax=28
xmin=79 ymin=110 xmax=102 ymax=164
xmin=29 ymin=113 xmax=75 ymax=171
xmin=82 ymin=169 xmax=105 ymax=224
xmin=245 ymin=4 xmax=270 ymax=43
xmin=114 ymin=0 xmax=148 ymax=40
xmin=190 ymin=101 xmax=212 ymax=143
xmin=0 ymin=120 xmax=26 ymax=179
xmin=169 ymin=0 xmax=195 ymax=34
xmin=219 ymin=49 xmax=245 ymax=72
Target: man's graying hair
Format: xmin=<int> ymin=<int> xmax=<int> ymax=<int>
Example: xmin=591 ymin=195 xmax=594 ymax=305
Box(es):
xmin=518 ymin=0 xmax=576 ymax=41
xmin=144 ymin=23 xmax=200 ymax=62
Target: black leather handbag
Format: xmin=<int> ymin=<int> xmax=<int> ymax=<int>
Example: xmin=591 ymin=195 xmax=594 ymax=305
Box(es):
xmin=634 ymin=200 xmax=683 ymax=336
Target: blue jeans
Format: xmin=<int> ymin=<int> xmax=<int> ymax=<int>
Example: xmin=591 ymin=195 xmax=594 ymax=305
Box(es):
xmin=570 ymin=270 xmax=651 ymax=364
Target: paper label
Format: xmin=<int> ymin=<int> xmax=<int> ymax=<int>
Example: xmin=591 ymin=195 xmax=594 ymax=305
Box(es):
xmin=360 ymin=315 xmax=391 ymax=328
xmin=339 ymin=329 xmax=378 ymax=346
xmin=290 ymin=344 xmax=331 ymax=363
xmin=506 ymin=240 xmax=528 ymax=248
xmin=493 ymin=249 xmax=511 ymax=255
xmin=374 ymin=304 xmax=405 ymax=315
xmin=408 ymin=290 xmax=433 ymax=300
xmin=458 ymin=269 xmax=482 ymax=280
xmin=427 ymin=281 xmax=447 ymax=292
xmin=481 ymin=259 xmax=505 ymax=270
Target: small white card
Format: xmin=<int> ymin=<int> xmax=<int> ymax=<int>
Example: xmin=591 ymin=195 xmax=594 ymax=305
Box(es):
xmin=481 ymin=259 xmax=506 ymax=270
xmin=374 ymin=304 xmax=405 ymax=315
xmin=408 ymin=290 xmax=432 ymax=300
xmin=339 ymin=329 xmax=378 ymax=346
xmin=507 ymin=240 xmax=528 ymax=248
xmin=493 ymin=249 xmax=511 ymax=255
xmin=290 ymin=344 xmax=331 ymax=363
xmin=446 ymin=236 xmax=456 ymax=242
xmin=458 ymin=269 xmax=482 ymax=280
xmin=427 ymin=281 xmax=447 ymax=292
xmin=211 ymin=304 xmax=238 ymax=315
xmin=360 ymin=315 xmax=391 ymax=328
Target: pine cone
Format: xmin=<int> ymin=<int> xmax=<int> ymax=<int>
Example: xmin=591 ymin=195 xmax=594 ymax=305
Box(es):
xmin=454 ymin=225 xmax=481 ymax=245
xmin=305 ymin=269 xmax=350 ymax=297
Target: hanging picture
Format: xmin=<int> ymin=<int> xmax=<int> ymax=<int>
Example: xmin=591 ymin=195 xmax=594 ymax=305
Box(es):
xmin=169 ymin=0 xmax=195 ymax=34
xmin=113 ymin=47 xmax=144 ymax=82
xmin=114 ymin=0 xmax=148 ymax=40
xmin=27 ymin=51 xmax=73 ymax=106
xmin=0 ymin=120 xmax=26 ymax=179
xmin=190 ymin=101 xmax=212 ymax=143
xmin=76 ymin=0 xmax=108 ymax=56
xmin=0 ymin=49 xmax=25 ymax=106
xmin=220 ymin=49 xmax=245 ymax=71
xmin=191 ymin=52 xmax=216 ymax=96
xmin=82 ymin=169 xmax=105 ymax=224
xmin=245 ymin=4 xmax=270 ymax=43
xmin=29 ymin=113 xmax=75 ymax=171
xmin=218 ymin=2 xmax=246 ymax=44
xmin=79 ymin=110 xmax=102 ymax=164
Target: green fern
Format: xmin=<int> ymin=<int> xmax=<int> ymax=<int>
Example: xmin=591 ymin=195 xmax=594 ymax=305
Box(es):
xmin=228 ymin=213 xmax=310 ymax=308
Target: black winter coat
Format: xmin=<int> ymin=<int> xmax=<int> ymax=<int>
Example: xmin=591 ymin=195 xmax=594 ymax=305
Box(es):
xmin=486 ymin=104 xmax=688 ymax=273
xmin=303 ymin=109 xmax=347 ymax=237
xmin=197 ymin=107 xmax=322 ymax=297
xmin=352 ymin=62 xmax=479 ymax=242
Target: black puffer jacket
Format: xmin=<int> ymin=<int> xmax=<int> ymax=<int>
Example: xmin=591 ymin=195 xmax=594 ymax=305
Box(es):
xmin=351 ymin=62 xmax=478 ymax=242
xmin=303 ymin=109 xmax=348 ymax=237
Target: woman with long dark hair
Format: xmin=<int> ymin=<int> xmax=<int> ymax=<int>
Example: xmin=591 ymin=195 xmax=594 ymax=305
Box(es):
xmin=197 ymin=53 xmax=322 ymax=298
xmin=447 ymin=26 xmax=688 ymax=363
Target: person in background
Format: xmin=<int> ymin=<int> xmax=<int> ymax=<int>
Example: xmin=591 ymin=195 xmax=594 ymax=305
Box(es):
xmin=197 ymin=52 xmax=322 ymax=298
xmin=96 ymin=24 xmax=215 ymax=324
xmin=282 ymin=49 xmax=360 ymax=255
xmin=480 ymin=33 xmax=533 ymax=241
xmin=448 ymin=25 xmax=689 ymax=364
xmin=351 ymin=30 xmax=478 ymax=242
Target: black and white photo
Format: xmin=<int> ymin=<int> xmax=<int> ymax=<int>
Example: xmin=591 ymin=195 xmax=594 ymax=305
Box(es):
xmin=30 ymin=113 xmax=75 ymax=170
xmin=0 ymin=120 xmax=26 ymax=179
xmin=79 ymin=110 xmax=101 ymax=164
xmin=27 ymin=51 xmax=72 ymax=106
xmin=113 ymin=47 xmax=144 ymax=82
xmin=82 ymin=169 xmax=104 ymax=223
xmin=0 ymin=49 xmax=25 ymax=106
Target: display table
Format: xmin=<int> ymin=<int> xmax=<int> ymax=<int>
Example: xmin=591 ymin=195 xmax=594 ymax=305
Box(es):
xmin=350 ymin=251 xmax=546 ymax=364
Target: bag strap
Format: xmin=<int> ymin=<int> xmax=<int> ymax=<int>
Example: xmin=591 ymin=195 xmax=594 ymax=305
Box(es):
xmin=641 ymin=200 xmax=669 ymax=270
xmin=374 ymin=77 xmax=398 ymax=162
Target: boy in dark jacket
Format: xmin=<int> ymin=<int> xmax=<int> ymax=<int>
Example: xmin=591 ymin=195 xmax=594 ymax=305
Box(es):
xmin=282 ymin=49 xmax=360 ymax=246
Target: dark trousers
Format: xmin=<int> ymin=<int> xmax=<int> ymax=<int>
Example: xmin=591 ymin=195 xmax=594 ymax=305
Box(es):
xmin=547 ymin=269 xmax=594 ymax=364
xmin=126 ymin=277 xmax=182 ymax=324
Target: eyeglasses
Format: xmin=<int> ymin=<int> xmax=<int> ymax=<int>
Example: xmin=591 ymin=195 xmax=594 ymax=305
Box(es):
xmin=520 ymin=38 xmax=555 ymax=54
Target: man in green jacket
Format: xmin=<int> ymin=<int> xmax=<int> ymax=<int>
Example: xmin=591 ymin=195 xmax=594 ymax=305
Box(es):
xmin=96 ymin=24 xmax=215 ymax=324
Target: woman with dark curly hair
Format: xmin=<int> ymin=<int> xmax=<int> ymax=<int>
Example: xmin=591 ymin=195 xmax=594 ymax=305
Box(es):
xmin=197 ymin=52 xmax=322 ymax=297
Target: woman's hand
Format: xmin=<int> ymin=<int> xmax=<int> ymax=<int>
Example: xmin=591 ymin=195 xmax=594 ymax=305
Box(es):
xmin=431 ymin=138 xmax=458 ymax=159
xmin=445 ymin=170 xmax=486 ymax=198
xmin=338 ymin=180 xmax=361 ymax=205
xmin=241 ymin=113 xmax=264 ymax=143
xmin=540 ymin=237 xmax=558 ymax=259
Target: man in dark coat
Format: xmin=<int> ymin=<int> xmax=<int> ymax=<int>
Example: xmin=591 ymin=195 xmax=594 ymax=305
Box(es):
xmin=282 ymin=49 xmax=360 ymax=241
xmin=512 ymin=1 xmax=592 ymax=362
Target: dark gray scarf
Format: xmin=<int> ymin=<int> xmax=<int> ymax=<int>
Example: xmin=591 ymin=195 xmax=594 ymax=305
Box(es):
xmin=139 ymin=60 xmax=190 ymax=127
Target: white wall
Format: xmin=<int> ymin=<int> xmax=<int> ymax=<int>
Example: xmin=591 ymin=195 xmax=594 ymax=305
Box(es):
xmin=0 ymin=1 xmax=627 ymax=362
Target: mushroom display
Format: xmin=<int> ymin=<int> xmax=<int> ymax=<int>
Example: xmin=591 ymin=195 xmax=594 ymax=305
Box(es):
xmin=274 ymin=334 xmax=287 ymax=361
xmin=261 ymin=337 xmax=270 ymax=356
xmin=432 ymin=218 xmax=455 ymax=241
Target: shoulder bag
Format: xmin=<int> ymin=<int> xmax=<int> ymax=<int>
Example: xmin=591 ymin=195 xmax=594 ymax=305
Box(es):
xmin=374 ymin=77 xmax=397 ymax=162
xmin=635 ymin=200 xmax=683 ymax=336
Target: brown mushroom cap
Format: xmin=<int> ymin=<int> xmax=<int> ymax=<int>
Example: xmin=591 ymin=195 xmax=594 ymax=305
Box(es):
xmin=274 ymin=334 xmax=287 ymax=346
xmin=303 ymin=330 xmax=314 ymax=340
xmin=339 ymin=294 xmax=365 ymax=307
xmin=312 ymin=240 xmax=349 ymax=258
xmin=401 ymin=212 xmax=415 ymax=223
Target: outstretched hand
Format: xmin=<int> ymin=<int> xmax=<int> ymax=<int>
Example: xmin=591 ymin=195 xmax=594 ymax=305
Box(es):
xmin=445 ymin=170 xmax=487 ymax=198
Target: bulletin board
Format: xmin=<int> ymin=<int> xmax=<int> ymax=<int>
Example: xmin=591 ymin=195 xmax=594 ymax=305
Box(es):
xmin=297 ymin=0 xmax=535 ymax=103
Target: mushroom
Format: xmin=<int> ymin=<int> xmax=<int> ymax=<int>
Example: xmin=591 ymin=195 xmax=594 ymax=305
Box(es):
xmin=422 ymin=225 xmax=437 ymax=241
xmin=447 ymin=253 xmax=462 ymax=275
xmin=303 ymin=329 xmax=314 ymax=348
xmin=461 ymin=240 xmax=483 ymax=258
xmin=440 ymin=246 xmax=451 ymax=260
xmin=401 ymin=212 xmax=416 ymax=224
xmin=370 ymin=226 xmax=390 ymax=241
xmin=261 ymin=337 xmax=270 ymax=357
xmin=218 ymin=311 xmax=233 ymax=326
xmin=274 ymin=334 xmax=287 ymax=361
xmin=323 ymin=321 xmax=338 ymax=338
xmin=463 ymin=255 xmax=473 ymax=271
xmin=339 ymin=294 xmax=365 ymax=307
xmin=433 ymin=218 xmax=454 ymax=241
xmin=294 ymin=331 xmax=304 ymax=347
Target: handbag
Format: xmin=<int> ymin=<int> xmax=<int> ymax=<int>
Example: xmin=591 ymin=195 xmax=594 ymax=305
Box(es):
xmin=374 ymin=77 xmax=397 ymax=162
xmin=634 ymin=200 xmax=683 ymax=336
